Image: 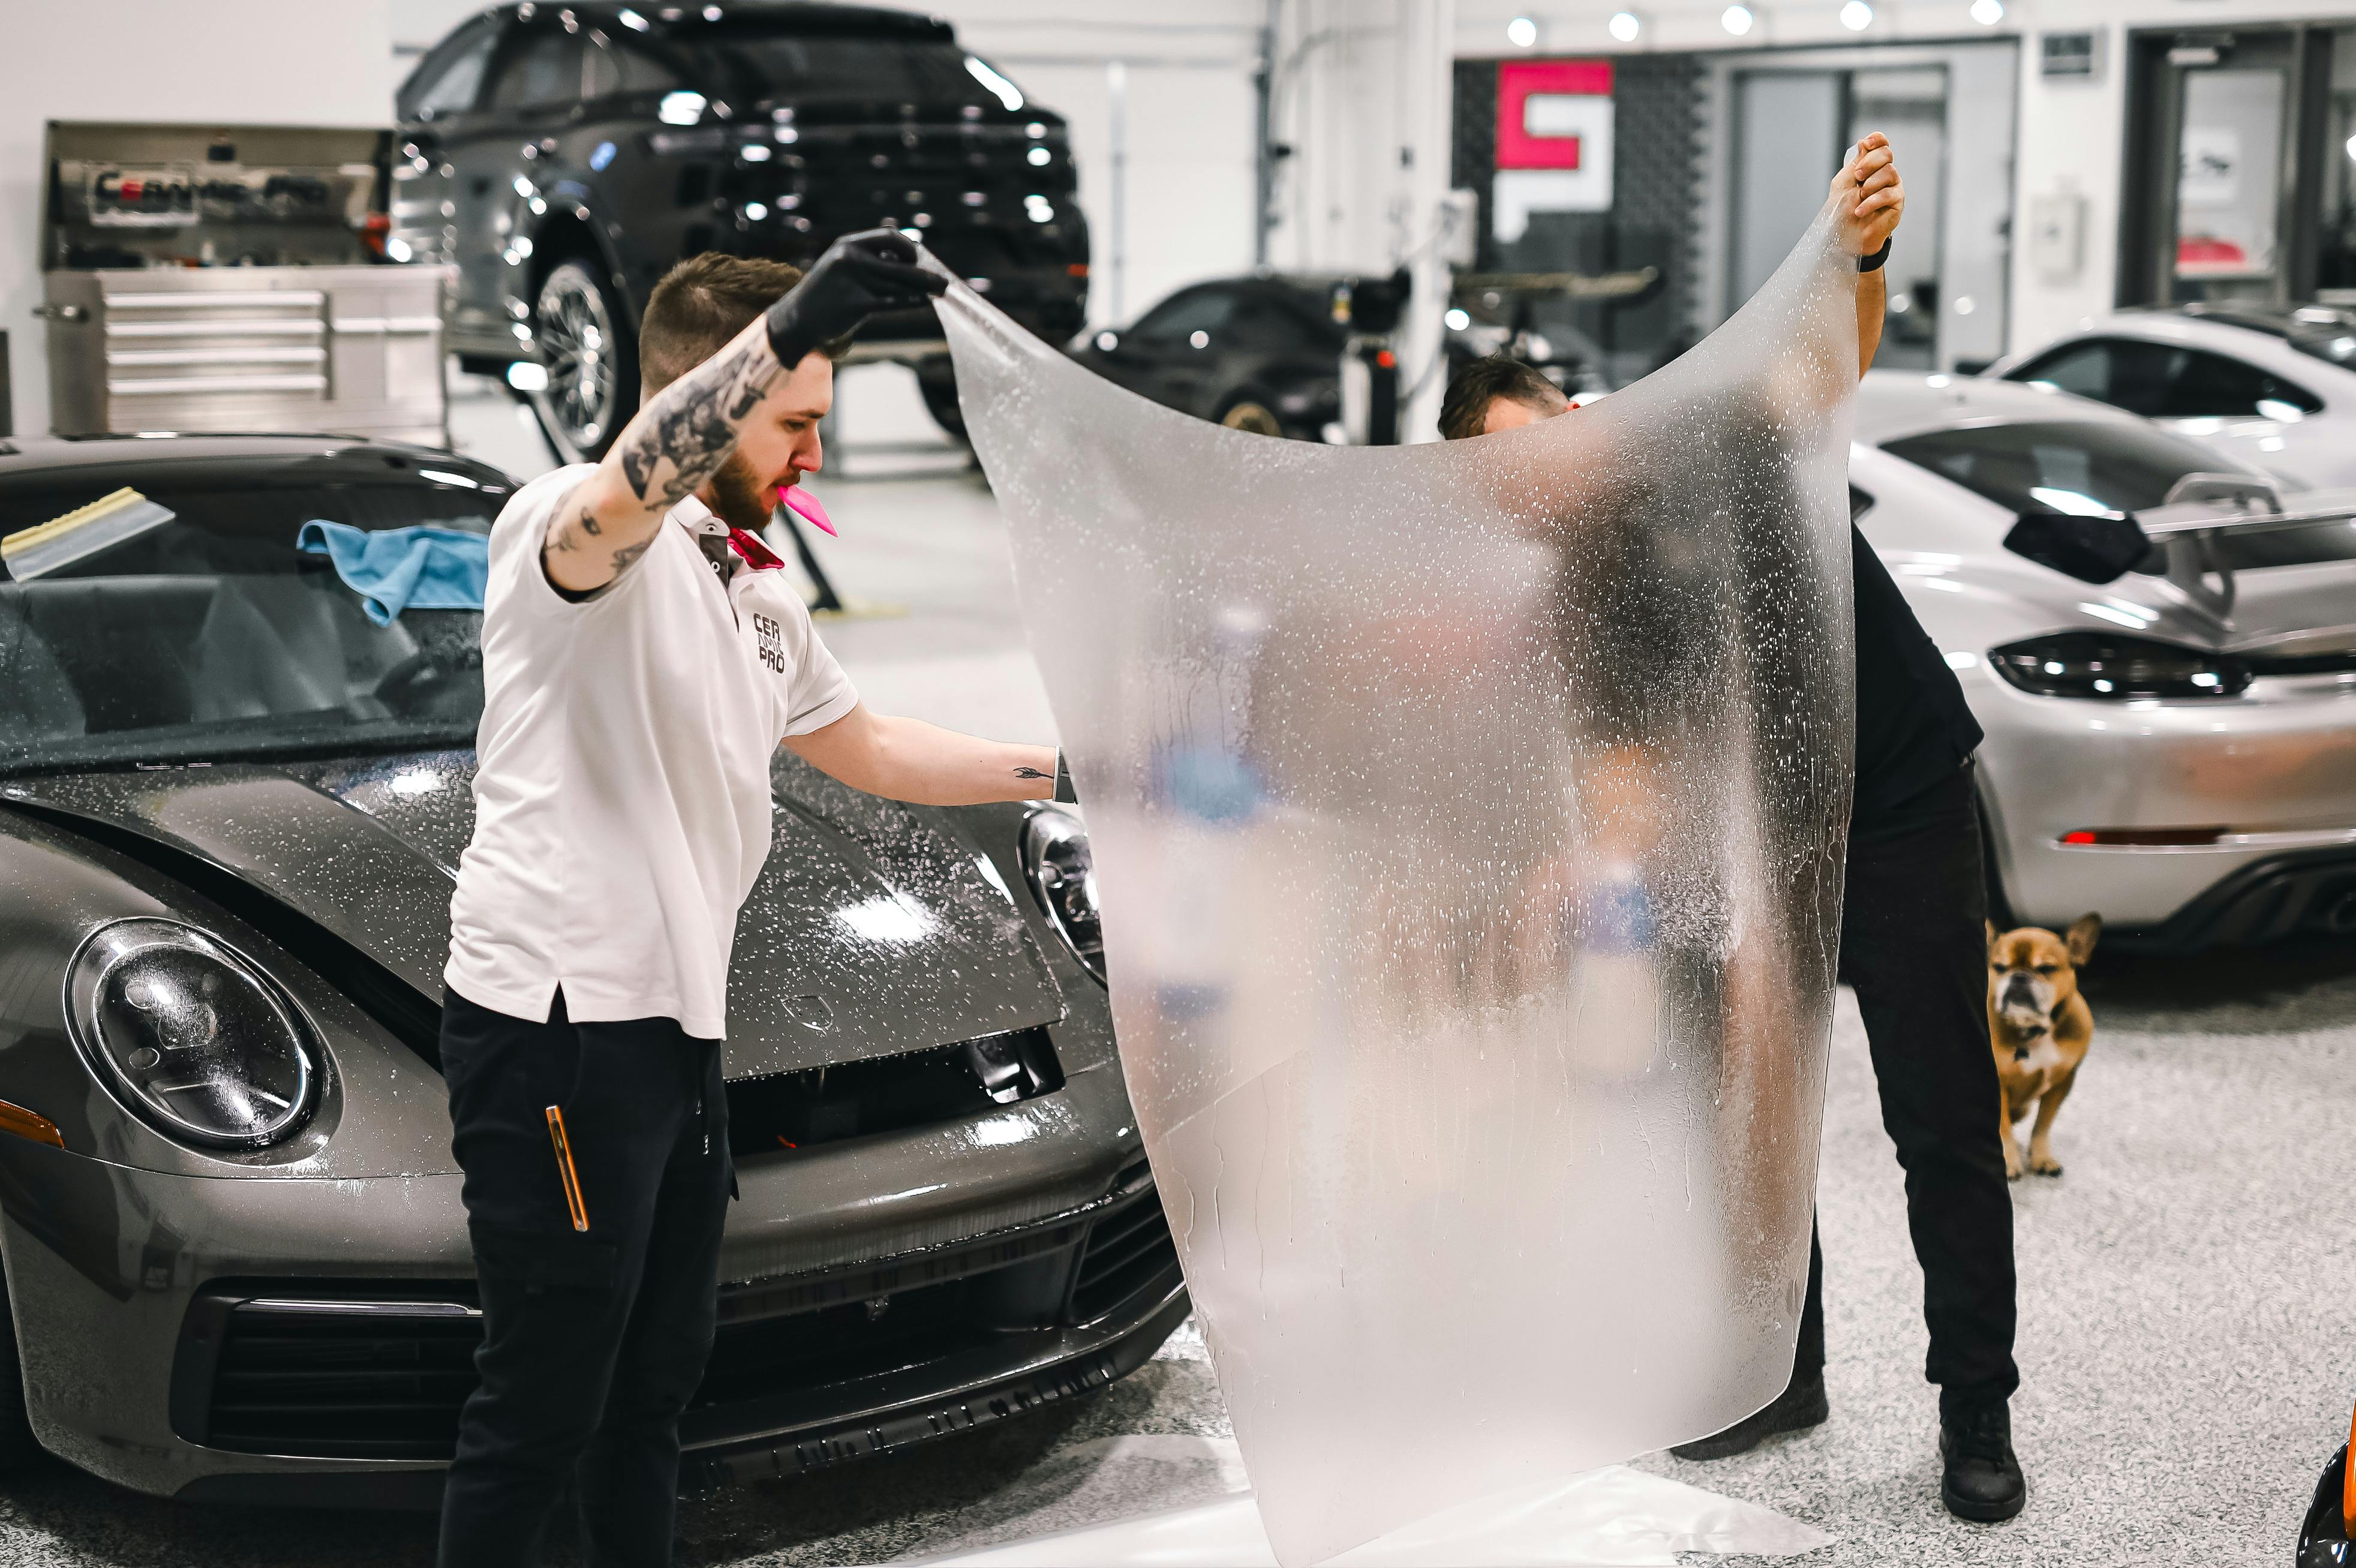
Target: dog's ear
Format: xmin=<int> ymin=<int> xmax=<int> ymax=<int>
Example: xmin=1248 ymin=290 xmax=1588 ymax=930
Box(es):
xmin=1985 ymin=918 xmax=2000 ymax=954
xmin=2064 ymin=912 xmax=2101 ymax=966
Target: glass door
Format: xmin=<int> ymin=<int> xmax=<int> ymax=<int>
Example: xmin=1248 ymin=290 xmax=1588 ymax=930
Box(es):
xmin=2321 ymin=28 xmax=2356 ymax=301
xmin=2123 ymin=27 xmax=2343 ymax=307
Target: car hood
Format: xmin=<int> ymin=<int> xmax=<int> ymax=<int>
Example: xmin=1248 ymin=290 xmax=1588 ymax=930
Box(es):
xmin=4 ymin=750 xmax=1063 ymax=1079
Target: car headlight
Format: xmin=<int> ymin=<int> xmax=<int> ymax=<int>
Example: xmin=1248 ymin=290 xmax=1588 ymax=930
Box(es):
xmin=65 ymin=919 xmax=319 ymax=1149
xmin=1021 ymin=809 xmax=1105 ymax=984
xmin=1989 ymin=632 xmax=2250 ymax=699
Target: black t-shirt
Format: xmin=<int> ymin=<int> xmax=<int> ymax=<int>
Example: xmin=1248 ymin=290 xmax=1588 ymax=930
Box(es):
xmin=1850 ymin=523 xmax=1983 ymax=820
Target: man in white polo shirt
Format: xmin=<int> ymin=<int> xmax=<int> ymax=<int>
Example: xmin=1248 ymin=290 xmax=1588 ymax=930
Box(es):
xmin=437 ymin=232 xmax=1068 ymax=1567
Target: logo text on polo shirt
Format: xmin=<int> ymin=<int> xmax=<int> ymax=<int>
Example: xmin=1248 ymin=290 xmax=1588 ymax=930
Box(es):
xmin=752 ymin=612 xmax=785 ymax=673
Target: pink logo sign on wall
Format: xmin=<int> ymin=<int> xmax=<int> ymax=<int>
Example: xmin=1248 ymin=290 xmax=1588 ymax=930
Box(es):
xmin=1493 ymin=58 xmax=1616 ymax=240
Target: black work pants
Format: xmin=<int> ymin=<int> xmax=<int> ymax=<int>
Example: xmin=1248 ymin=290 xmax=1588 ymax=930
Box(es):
xmin=1794 ymin=760 xmax=2018 ymax=1417
xmin=437 ymin=988 xmax=732 ymax=1568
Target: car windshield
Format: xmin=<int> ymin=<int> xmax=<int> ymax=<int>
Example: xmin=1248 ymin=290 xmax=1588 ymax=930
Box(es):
xmin=1882 ymin=419 xmax=2233 ymax=517
xmin=695 ymin=30 xmax=1012 ymax=108
xmin=0 ymin=454 xmax=501 ymax=777
xmin=1883 ymin=419 xmax=2356 ymax=571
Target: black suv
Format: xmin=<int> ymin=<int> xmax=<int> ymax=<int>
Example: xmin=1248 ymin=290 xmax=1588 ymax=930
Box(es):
xmin=393 ymin=2 xmax=1089 ymax=458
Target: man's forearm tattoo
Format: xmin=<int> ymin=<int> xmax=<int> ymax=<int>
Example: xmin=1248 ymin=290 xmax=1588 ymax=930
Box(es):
xmin=616 ymin=334 xmax=782 ymax=510
xmin=1012 ymin=766 xmax=1050 ymax=780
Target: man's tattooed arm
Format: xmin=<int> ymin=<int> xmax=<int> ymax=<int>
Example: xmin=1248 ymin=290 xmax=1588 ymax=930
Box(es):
xmin=542 ymin=315 xmax=785 ymax=594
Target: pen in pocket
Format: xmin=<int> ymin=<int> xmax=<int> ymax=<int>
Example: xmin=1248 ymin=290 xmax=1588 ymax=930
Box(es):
xmin=545 ymin=1106 xmax=589 ymax=1232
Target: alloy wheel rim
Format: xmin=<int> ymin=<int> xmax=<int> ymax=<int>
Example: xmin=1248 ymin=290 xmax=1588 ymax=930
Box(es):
xmin=1222 ymin=401 xmax=1282 ymax=437
xmin=534 ymin=266 xmax=617 ymax=459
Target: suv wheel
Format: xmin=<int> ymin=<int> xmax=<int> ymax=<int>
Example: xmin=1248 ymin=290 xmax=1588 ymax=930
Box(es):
xmin=528 ymin=260 xmax=639 ymax=463
xmin=1218 ymin=397 xmax=1284 ymax=437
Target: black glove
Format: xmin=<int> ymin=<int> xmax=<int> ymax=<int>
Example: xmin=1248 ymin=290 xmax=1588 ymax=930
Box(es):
xmin=765 ymin=229 xmax=946 ymax=368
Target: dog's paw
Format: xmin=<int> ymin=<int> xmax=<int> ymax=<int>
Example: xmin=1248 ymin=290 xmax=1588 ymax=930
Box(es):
xmin=2027 ymin=1151 xmax=2063 ymax=1177
xmin=2003 ymin=1147 xmax=2024 ymax=1180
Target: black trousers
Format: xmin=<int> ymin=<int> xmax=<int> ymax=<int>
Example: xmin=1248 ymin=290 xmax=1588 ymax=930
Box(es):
xmin=1794 ymin=760 xmax=2019 ymax=1417
xmin=437 ymin=988 xmax=732 ymax=1568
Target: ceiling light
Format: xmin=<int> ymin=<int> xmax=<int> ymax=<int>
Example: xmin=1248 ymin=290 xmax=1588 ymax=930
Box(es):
xmin=1840 ymin=0 xmax=1873 ymax=29
xmin=1507 ymin=16 xmax=1538 ymax=48
xmin=1969 ymin=0 xmax=2004 ymax=23
xmin=1721 ymin=5 xmax=1754 ymax=36
xmin=1609 ymin=11 xmax=1641 ymax=41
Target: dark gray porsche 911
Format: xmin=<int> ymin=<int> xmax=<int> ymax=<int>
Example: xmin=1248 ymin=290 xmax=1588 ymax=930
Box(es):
xmin=0 ymin=432 xmax=1179 ymax=1507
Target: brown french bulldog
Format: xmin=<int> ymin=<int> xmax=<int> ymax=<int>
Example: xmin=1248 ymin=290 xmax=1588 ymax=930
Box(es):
xmin=1985 ymin=914 xmax=2099 ymax=1180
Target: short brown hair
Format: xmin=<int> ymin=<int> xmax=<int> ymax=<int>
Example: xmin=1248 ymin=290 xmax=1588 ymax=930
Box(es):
xmin=1438 ymin=354 xmax=1568 ymax=440
xmin=638 ymin=253 xmax=848 ymax=393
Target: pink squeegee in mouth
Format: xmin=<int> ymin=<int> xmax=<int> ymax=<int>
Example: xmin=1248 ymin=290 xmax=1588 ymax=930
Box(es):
xmin=779 ymin=484 xmax=836 ymax=537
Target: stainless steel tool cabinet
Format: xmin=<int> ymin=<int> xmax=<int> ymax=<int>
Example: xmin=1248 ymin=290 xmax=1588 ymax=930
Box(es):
xmin=42 ymin=267 xmax=455 ymax=446
xmin=38 ymin=121 xmax=454 ymax=447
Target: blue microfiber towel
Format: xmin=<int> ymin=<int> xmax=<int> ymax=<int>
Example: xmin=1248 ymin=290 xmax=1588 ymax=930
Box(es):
xmin=298 ymin=522 xmax=489 ymax=627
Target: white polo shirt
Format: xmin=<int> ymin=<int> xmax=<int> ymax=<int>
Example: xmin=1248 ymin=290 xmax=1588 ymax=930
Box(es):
xmin=446 ymin=465 xmax=858 ymax=1038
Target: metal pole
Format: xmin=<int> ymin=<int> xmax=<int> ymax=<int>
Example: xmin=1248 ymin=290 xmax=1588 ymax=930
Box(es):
xmin=1398 ymin=0 xmax=1457 ymax=442
xmin=1107 ymin=59 xmax=1129 ymax=324
xmin=1254 ymin=1 xmax=1279 ymax=268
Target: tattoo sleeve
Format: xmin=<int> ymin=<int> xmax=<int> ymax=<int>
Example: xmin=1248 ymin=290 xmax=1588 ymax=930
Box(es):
xmin=614 ymin=331 xmax=783 ymax=510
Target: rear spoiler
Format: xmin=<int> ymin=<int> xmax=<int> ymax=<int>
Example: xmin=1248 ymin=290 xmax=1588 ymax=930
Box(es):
xmin=2133 ymin=473 xmax=2356 ymax=618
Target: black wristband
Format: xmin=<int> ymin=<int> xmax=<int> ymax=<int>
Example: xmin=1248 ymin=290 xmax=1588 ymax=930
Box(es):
xmin=1858 ymin=238 xmax=1891 ymax=274
xmin=1053 ymin=750 xmax=1077 ymax=805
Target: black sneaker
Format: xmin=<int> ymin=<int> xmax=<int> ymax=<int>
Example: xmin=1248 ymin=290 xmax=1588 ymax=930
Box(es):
xmin=1940 ymin=1402 xmax=2027 ymax=1522
xmin=1670 ymin=1372 xmax=1829 ymax=1461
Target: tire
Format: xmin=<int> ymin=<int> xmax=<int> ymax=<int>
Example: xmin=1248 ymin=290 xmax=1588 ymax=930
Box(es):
xmin=528 ymin=259 xmax=639 ymax=464
xmin=0 ymin=1266 xmax=41 ymax=1474
xmin=1217 ymin=397 xmax=1284 ymax=437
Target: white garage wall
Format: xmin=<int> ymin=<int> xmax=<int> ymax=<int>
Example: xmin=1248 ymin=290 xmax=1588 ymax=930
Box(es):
xmin=0 ymin=0 xmax=396 ymax=438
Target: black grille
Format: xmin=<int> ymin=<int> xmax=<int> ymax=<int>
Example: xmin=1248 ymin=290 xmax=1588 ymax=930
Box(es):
xmin=205 ymin=1302 xmax=480 ymax=1459
xmin=201 ymin=1279 xmax=997 ymax=1461
xmin=1070 ymin=1166 xmax=1182 ymax=1324
xmin=723 ymin=1026 xmax=1062 ymax=1161
xmin=186 ymin=1164 xmax=1183 ymax=1462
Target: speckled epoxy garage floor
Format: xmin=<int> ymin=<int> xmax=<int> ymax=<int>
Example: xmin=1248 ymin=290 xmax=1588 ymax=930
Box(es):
xmin=0 ymin=386 xmax=2333 ymax=1564
xmin=0 ymin=943 xmax=2345 ymax=1566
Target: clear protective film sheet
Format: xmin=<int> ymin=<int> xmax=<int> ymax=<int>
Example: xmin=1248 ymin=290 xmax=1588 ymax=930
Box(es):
xmin=931 ymin=199 xmax=1858 ymax=1567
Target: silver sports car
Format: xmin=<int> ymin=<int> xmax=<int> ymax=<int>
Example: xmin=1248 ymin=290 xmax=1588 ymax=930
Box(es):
xmin=1851 ymin=372 xmax=2356 ymax=948
xmin=0 ymin=434 xmax=1179 ymax=1506
xmin=1988 ymin=303 xmax=2356 ymax=492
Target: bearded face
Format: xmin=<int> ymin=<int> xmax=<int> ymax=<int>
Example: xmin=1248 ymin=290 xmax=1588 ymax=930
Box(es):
xmin=705 ymin=450 xmax=778 ymax=534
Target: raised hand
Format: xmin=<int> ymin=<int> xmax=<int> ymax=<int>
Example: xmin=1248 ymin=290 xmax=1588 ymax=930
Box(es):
xmin=765 ymin=229 xmax=948 ymax=370
xmin=1831 ymin=132 xmax=1906 ymax=257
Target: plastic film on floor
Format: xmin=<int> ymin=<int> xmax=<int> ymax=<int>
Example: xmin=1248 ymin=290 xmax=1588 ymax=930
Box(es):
xmin=930 ymin=200 xmax=1859 ymax=1566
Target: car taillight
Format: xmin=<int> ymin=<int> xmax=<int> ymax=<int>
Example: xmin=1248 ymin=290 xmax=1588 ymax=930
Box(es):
xmin=1989 ymin=632 xmax=2250 ymax=699
xmin=2059 ymin=827 xmax=2225 ymax=846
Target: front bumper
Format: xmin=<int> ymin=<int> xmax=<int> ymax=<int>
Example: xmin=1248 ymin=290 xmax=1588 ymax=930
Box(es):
xmin=0 ymin=1060 xmax=1182 ymax=1506
xmin=1975 ymin=671 xmax=2356 ymax=944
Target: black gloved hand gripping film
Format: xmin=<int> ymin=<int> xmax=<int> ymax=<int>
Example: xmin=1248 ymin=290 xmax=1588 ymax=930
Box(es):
xmin=764 ymin=228 xmax=948 ymax=369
